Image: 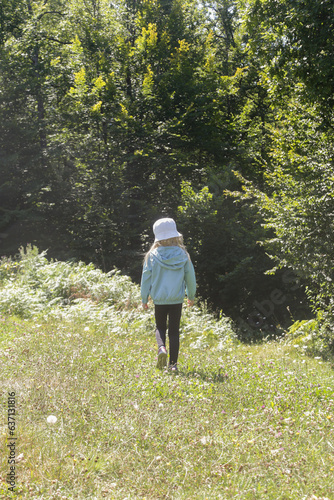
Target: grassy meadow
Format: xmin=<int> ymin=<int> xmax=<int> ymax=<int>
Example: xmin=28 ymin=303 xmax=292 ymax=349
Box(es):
xmin=0 ymin=248 xmax=334 ymax=499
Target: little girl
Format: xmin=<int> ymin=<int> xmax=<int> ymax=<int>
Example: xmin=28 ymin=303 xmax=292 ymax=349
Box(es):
xmin=141 ymin=218 xmax=196 ymax=371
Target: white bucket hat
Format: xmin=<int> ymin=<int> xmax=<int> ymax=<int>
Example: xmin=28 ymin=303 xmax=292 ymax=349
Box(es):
xmin=153 ymin=218 xmax=182 ymax=242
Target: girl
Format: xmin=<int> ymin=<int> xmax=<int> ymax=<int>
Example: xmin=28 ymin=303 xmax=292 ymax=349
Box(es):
xmin=141 ymin=218 xmax=196 ymax=371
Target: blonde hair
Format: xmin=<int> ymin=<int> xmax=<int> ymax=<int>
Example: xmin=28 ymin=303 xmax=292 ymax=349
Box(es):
xmin=144 ymin=236 xmax=189 ymax=263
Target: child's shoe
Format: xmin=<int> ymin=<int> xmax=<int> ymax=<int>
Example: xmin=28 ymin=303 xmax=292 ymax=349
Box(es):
xmin=169 ymin=363 xmax=178 ymax=373
xmin=156 ymin=346 xmax=167 ymax=369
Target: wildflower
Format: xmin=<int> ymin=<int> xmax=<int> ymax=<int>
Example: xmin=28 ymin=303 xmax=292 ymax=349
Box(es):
xmin=46 ymin=415 xmax=57 ymax=424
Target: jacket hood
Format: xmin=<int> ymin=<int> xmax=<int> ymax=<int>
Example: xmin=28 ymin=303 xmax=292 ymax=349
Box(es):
xmin=151 ymin=246 xmax=188 ymax=270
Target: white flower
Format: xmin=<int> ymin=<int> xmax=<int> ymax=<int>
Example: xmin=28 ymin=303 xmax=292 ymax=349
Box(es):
xmin=47 ymin=415 xmax=57 ymax=424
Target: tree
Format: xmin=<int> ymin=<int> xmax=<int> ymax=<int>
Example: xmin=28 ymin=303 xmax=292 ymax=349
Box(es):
xmin=250 ymin=100 xmax=334 ymax=313
xmin=1 ymin=0 xmax=313 ymax=329
xmin=241 ymin=0 xmax=334 ymax=120
xmin=0 ymin=0 xmax=72 ymax=252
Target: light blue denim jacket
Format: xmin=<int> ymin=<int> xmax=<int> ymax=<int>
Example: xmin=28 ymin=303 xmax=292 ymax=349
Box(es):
xmin=141 ymin=246 xmax=196 ymax=305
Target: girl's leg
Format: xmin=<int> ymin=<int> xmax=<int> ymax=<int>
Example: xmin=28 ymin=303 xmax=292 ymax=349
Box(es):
xmin=167 ymin=303 xmax=183 ymax=365
xmin=155 ymin=305 xmax=168 ymax=349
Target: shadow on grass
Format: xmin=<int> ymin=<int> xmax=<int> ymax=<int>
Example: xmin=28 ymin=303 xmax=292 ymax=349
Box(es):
xmin=176 ymin=367 xmax=229 ymax=384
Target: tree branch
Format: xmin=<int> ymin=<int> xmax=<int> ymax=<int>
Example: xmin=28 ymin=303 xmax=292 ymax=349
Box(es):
xmin=43 ymin=36 xmax=71 ymax=45
xmin=37 ymin=11 xmax=65 ymax=21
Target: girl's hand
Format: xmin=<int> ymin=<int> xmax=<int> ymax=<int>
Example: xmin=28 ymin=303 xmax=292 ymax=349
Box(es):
xmin=142 ymin=303 xmax=148 ymax=310
xmin=187 ymin=299 xmax=194 ymax=307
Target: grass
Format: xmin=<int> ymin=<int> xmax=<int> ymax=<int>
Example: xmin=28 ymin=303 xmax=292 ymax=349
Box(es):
xmin=1 ymin=314 xmax=334 ymax=499
xmin=0 ymin=249 xmax=334 ymax=499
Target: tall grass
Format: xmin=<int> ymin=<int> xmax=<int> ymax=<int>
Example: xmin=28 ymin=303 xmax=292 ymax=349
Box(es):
xmin=0 ymin=246 xmax=234 ymax=348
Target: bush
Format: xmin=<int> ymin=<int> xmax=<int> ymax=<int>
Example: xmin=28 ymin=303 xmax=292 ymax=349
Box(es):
xmin=285 ymin=312 xmax=334 ymax=360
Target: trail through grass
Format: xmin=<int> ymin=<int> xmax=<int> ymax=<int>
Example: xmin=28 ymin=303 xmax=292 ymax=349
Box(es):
xmin=1 ymin=314 xmax=334 ymax=500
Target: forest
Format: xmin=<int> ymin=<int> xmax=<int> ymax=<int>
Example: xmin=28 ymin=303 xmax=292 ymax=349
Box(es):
xmin=1 ymin=0 xmax=334 ymax=342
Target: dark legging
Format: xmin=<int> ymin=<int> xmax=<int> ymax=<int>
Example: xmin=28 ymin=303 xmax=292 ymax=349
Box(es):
xmin=155 ymin=303 xmax=183 ymax=365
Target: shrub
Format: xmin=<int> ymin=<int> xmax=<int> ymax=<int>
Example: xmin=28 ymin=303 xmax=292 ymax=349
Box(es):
xmin=285 ymin=312 xmax=334 ymax=359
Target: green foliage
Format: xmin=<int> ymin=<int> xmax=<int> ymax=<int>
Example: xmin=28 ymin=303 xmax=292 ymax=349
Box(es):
xmin=1 ymin=0 xmax=259 ymax=277
xmin=285 ymin=311 xmax=334 ymax=359
xmin=242 ymin=0 xmax=334 ymax=115
xmin=0 ymin=247 xmax=236 ymax=347
xmin=177 ymin=177 xmax=303 ymax=329
xmin=2 ymin=0 xmax=329 ymax=338
xmin=0 ymin=245 xmax=141 ymax=317
xmin=252 ymin=100 xmax=334 ymax=314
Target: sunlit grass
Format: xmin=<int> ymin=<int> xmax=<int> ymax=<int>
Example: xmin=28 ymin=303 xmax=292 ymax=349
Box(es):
xmin=1 ymin=314 xmax=334 ymax=499
xmin=0 ymin=249 xmax=334 ymax=499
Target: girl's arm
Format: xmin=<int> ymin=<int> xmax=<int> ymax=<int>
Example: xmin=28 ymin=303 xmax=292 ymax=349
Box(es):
xmin=140 ymin=258 xmax=152 ymax=305
xmin=185 ymin=258 xmax=196 ymax=302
